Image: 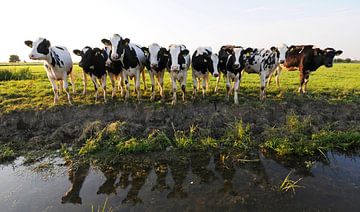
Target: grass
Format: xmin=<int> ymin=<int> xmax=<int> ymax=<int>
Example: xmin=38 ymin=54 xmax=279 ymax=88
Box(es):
xmin=0 ymin=63 xmax=359 ymax=112
xmin=0 ymin=67 xmax=34 ymax=81
xmin=261 ymin=114 xmax=360 ymax=158
xmin=279 ymin=171 xmax=304 ymax=194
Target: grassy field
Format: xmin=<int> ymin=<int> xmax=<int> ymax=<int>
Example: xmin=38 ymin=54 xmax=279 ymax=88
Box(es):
xmin=0 ymin=63 xmax=359 ymax=112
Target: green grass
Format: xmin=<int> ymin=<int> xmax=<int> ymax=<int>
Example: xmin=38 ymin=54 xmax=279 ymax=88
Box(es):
xmin=0 ymin=63 xmax=359 ymax=112
xmin=279 ymin=171 xmax=304 ymax=194
xmin=0 ymin=67 xmax=34 ymax=81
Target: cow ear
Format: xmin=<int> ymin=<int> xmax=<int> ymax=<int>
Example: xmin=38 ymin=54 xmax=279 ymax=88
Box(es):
xmin=270 ymin=46 xmax=277 ymax=52
xmin=101 ymin=39 xmax=111 ymax=46
xmin=335 ymin=50 xmax=343 ymax=56
xmin=24 ymin=40 xmax=33 ymax=48
xmin=122 ymin=38 xmax=130 ymax=45
xmin=141 ymin=47 xmax=149 ymax=55
xmin=73 ymin=49 xmax=82 ymax=56
xmin=161 ymin=48 xmax=169 ymax=57
xmin=181 ymin=49 xmax=189 ymax=56
xmin=44 ymin=39 xmax=51 ymax=48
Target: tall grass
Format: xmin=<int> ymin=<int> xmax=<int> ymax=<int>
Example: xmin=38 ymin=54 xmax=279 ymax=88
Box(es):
xmin=0 ymin=67 xmax=34 ymax=81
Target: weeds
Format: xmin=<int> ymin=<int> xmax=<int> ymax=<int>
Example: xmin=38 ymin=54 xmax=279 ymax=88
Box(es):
xmin=279 ymin=171 xmax=304 ymax=194
xmin=92 ymin=198 xmax=113 ymax=212
xmin=0 ymin=67 xmax=34 ymax=81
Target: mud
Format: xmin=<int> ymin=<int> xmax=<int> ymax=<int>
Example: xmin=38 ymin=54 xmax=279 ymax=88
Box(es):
xmin=1 ymin=100 xmax=359 ymax=155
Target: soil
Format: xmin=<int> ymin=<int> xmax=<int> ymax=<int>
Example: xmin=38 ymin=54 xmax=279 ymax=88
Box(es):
xmin=1 ymin=100 xmax=359 ymax=155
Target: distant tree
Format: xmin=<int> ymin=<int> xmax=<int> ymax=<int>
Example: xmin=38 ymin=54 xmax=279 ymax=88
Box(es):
xmin=345 ymin=58 xmax=352 ymax=63
xmin=9 ymin=55 xmax=20 ymax=63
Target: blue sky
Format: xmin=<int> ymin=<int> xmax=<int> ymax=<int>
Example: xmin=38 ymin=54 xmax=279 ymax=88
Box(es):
xmin=0 ymin=0 xmax=359 ymax=62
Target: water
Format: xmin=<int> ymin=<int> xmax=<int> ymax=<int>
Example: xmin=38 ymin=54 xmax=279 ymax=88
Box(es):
xmin=0 ymin=152 xmax=360 ymax=211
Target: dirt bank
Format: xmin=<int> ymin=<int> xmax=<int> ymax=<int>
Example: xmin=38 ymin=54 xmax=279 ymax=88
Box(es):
xmin=1 ymin=100 xmax=359 ymax=153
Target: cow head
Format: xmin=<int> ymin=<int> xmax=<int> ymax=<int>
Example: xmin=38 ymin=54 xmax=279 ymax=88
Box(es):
xmin=101 ymin=34 xmax=130 ymax=61
xmin=73 ymin=47 xmax=104 ymax=71
xmin=277 ymin=44 xmax=288 ymax=64
xmin=270 ymin=46 xmax=281 ymax=62
xmin=222 ymin=46 xmax=244 ymax=71
xmin=24 ymin=38 xmax=51 ymax=60
xmin=142 ymin=43 xmax=169 ymax=70
xmin=322 ymin=48 xmax=343 ymax=68
xmin=168 ymin=44 xmax=189 ymax=71
xmin=209 ymin=53 xmax=220 ymax=77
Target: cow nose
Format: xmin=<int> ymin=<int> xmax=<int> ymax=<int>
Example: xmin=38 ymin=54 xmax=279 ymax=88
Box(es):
xmin=213 ymin=73 xmax=219 ymax=77
xmin=29 ymin=54 xmax=34 ymax=59
xmin=171 ymin=65 xmax=179 ymax=71
xmin=151 ymin=64 xmax=158 ymax=68
xmin=233 ymin=64 xmax=240 ymax=69
xmin=280 ymin=60 xmax=285 ymax=64
xmin=111 ymin=54 xmax=119 ymax=60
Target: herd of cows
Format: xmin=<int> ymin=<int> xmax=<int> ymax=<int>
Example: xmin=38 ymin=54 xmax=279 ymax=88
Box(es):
xmin=24 ymin=34 xmax=343 ymax=105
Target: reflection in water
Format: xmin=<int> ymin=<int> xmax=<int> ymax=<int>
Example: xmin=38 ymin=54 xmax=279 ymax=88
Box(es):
xmin=54 ymin=151 xmax=360 ymax=211
xmin=61 ymin=162 xmax=90 ymax=204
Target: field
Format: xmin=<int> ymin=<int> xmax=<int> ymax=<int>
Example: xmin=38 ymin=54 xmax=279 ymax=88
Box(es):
xmin=0 ymin=63 xmax=360 ymax=165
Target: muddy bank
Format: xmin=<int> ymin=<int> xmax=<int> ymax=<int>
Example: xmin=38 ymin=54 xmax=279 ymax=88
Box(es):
xmin=1 ymin=100 xmax=359 ymax=155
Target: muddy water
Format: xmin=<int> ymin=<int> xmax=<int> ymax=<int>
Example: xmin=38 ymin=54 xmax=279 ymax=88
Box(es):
xmin=0 ymin=152 xmax=360 ymax=212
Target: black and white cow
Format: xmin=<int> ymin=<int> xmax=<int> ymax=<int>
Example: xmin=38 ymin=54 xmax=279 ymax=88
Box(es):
xmin=241 ymin=47 xmax=280 ymax=99
xmin=73 ymin=47 xmax=108 ymax=102
xmin=278 ymin=45 xmax=343 ymax=94
xmin=141 ymin=43 xmax=169 ymax=100
xmin=101 ymin=34 xmax=147 ymax=101
xmin=217 ymin=45 xmax=247 ymax=104
xmin=191 ymin=47 xmax=220 ymax=98
xmin=102 ymin=45 xmax=125 ymax=98
xmin=167 ymin=44 xmax=191 ymax=104
xmin=24 ymin=38 xmax=75 ymax=104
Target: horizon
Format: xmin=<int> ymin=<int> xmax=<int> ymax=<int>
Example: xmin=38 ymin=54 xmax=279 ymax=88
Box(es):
xmin=0 ymin=0 xmax=359 ymax=62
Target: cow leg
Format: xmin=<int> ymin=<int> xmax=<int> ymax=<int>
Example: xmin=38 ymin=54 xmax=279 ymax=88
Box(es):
xmin=171 ymin=73 xmax=177 ymax=105
xmin=192 ymin=72 xmax=198 ymax=98
xmin=118 ymin=74 xmax=125 ymax=97
xmin=108 ymin=72 xmax=116 ymax=98
xmin=181 ymin=71 xmax=187 ymax=102
xmin=70 ymin=70 xmax=76 ymax=94
xmin=298 ymin=71 xmax=305 ymax=94
xmin=49 ymin=77 xmax=59 ymax=104
xmin=205 ymin=74 xmax=209 ymax=91
xmin=234 ymin=73 xmax=240 ymax=105
xmin=202 ymin=74 xmax=208 ymax=98
xmin=101 ymin=74 xmax=107 ymax=102
xmin=158 ymin=71 xmax=165 ymax=99
xmin=124 ymin=72 xmax=130 ymax=101
xmin=225 ymin=73 xmax=231 ymax=102
xmin=150 ymin=71 xmax=156 ymax=101
xmin=260 ymin=71 xmax=267 ymax=100
xmin=62 ymin=74 xmax=72 ymax=105
xmin=135 ymin=70 xmax=141 ymax=102
xmin=214 ymin=73 xmax=221 ymax=93
xmin=141 ymin=68 xmax=147 ymax=90
xmin=82 ymin=70 xmax=87 ymax=95
xmin=91 ymin=74 xmax=99 ymax=102
xmin=275 ymin=66 xmax=281 ymax=88
xmin=303 ymin=72 xmax=310 ymax=93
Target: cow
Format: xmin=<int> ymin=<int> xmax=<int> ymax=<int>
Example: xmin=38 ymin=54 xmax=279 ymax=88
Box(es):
xmin=102 ymin=45 xmax=125 ymax=98
xmin=241 ymin=47 xmax=280 ymax=99
xmin=141 ymin=43 xmax=169 ymax=100
xmin=276 ymin=45 xmax=343 ymax=94
xmin=191 ymin=47 xmax=220 ymax=98
xmin=101 ymin=34 xmax=147 ymax=101
xmin=217 ymin=45 xmax=247 ymax=104
xmin=73 ymin=47 xmax=108 ymax=102
xmin=167 ymin=44 xmax=191 ymax=105
xmin=24 ymin=37 xmax=75 ymax=104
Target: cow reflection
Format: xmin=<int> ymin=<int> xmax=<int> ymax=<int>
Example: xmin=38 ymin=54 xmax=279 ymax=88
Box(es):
xmin=62 ymin=162 xmax=90 ymax=204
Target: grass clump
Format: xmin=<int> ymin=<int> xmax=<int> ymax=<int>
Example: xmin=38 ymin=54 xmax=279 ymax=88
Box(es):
xmin=0 ymin=67 xmax=34 ymax=81
xmin=0 ymin=145 xmax=16 ymax=162
xmin=223 ymin=120 xmax=253 ymax=150
xmin=279 ymin=171 xmax=304 ymax=194
xmin=262 ymin=114 xmax=360 ymax=157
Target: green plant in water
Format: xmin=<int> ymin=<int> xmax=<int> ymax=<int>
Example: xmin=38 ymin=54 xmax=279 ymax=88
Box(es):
xmin=279 ymin=171 xmax=304 ymax=194
xmin=92 ymin=198 xmax=113 ymax=212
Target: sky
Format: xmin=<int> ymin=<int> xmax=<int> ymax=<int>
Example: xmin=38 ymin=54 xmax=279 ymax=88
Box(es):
xmin=0 ymin=0 xmax=359 ymax=62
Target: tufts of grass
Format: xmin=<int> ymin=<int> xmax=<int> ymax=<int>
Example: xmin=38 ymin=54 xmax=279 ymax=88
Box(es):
xmin=279 ymin=171 xmax=304 ymax=194
xmin=223 ymin=120 xmax=253 ymax=150
xmin=92 ymin=198 xmax=113 ymax=212
xmin=0 ymin=67 xmax=34 ymax=81
xmin=262 ymin=114 xmax=360 ymax=157
xmin=0 ymin=145 xmax=16 ymax=162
